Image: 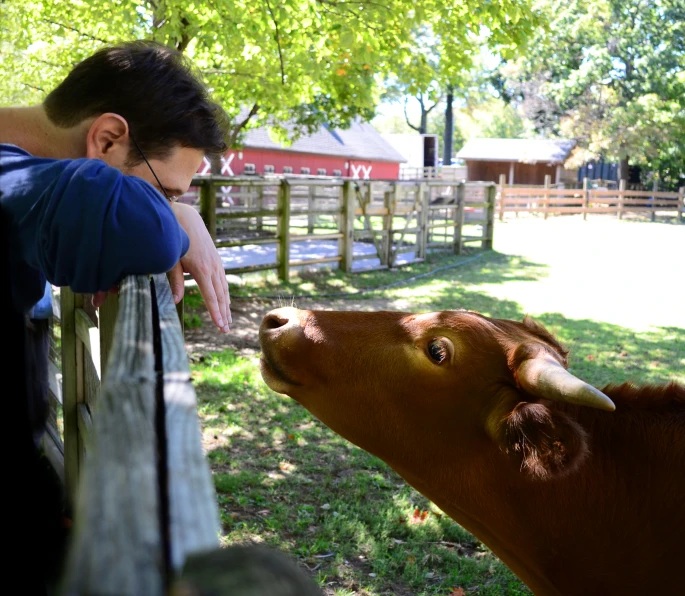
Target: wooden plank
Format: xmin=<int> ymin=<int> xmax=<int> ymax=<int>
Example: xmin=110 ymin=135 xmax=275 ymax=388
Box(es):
xmin=216 ymin=209 xmax=279 ymax=219
xmin=619 ymin=199 xmax=679 ymax=206
xmin=341 ymin=181 xmax=355 ymax=273
xmin=199 ymin=179 xmax=217 ymax=240
xmin=48 ymin=359 xmax=63 ymax=405
xmin=290 ymin=256 xmax=342 ymax=267
xmin=215 ymin=236 xmax=279 ymax=248
xmin=593 ymin=190 xmax=679 ymax=199
xmin=60 ymin=287 xmax=82 ymax=511
xmin=223 ymin=262 xmax=279 ymax=275
xmin=354 ymin=207 xmax=389 ymax=216
xmin=454 ymin=184 xmax=466 ymax=255
xmin=62 ymin=274 xmax=221 ymax=595
xmin=290 ymin=208 xmax=344 ymax=216
xmin=483 ymin=185 xmax=496 ymax=250
xmin=291 ymin=232 xmax=344 ymax=242
xmin=41 ymin=421 xmax=65 ymax=487
xmin=503 ymin=188 xmax=585 ymax=197
xmin=277 ymin=182 xmax=291 ymax=281
xmin=75 ymin=308 xmax=101 ymax=380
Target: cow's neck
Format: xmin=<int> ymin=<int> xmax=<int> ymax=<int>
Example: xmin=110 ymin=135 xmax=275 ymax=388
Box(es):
xmin=396 ymin=447 xmax=565 ymax=596
xmin=391 ymin=407 xmax=684 ymax=596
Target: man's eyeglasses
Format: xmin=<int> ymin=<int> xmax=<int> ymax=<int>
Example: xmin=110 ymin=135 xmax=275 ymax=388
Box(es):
xmin=129 ymin=134 xmax=179 ymax=203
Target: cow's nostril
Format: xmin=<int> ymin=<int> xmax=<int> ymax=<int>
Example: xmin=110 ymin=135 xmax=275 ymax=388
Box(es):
xmin=261 ymin=312 xmax=290 ymax=331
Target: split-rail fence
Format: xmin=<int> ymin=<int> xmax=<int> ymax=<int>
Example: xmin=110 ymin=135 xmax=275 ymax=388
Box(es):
xmin=497 ymin=175 xmax=684 ymax=223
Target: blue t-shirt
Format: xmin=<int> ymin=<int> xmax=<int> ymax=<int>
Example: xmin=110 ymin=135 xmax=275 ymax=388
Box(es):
xmin=0 ymin=144 xmax=190 ymax=312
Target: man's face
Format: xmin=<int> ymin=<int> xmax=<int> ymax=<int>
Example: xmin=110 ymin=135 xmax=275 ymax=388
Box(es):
xmin=123 ymin=146 xmax=205 ymax=200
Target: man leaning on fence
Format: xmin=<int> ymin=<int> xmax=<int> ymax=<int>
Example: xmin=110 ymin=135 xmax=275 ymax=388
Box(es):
xmin=0 ymin=40 xmax=233 ymax=594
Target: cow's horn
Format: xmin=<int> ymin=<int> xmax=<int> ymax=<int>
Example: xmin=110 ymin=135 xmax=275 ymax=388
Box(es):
xmin=517 ymin=358 xmax=616 ymax=411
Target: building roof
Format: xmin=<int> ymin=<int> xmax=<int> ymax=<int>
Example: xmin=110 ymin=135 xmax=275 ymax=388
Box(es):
xmin=456 ymin=138 xmax=576 ymax=164
xmin=240 ymin=120 xmax=407 ymax=163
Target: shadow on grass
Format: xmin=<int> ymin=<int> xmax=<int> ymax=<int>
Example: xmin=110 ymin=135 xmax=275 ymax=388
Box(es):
xmin=228 ymin=250 xmax=549 ymax=302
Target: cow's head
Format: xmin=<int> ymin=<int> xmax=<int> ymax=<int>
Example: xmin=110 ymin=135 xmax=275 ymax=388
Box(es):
xmin=258 ymin=308 xmax=615 ymax=481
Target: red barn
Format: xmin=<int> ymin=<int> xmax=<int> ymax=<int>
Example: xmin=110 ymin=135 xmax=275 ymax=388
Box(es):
xmin=200 ymin=120 xmax=406 ymax=180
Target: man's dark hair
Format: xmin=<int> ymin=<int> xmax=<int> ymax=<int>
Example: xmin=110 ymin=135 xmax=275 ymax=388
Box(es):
xmin=44 ymin=40 xmax=229 ymax=162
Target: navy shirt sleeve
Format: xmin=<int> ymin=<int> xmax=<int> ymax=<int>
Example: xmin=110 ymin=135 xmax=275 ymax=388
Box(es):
xmin=0 ymin=144 xmax=190 ymax=311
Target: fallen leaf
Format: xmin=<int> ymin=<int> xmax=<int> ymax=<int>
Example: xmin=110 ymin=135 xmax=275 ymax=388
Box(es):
xmin=450 ymin=588 xmax=466 ymax=596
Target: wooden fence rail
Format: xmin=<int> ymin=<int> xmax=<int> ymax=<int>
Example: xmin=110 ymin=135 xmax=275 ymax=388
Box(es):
xmin=498 ymin=183 xmax=685 ymax=223
xmin=49 ymin=275 xmax=323 ymax=594
xmin=60 ymin=274 xmax=219 ymax=595
xmin=186 ymin=177 xmax=495 ymax=279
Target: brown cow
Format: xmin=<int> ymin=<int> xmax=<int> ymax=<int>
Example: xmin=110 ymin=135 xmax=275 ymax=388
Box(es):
xmin=258 ymin=307 xmax=685 ymax=596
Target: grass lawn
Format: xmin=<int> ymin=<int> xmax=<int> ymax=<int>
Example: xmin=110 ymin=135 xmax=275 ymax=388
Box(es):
xmin=187 ymin=214 xmax=684 ymax=595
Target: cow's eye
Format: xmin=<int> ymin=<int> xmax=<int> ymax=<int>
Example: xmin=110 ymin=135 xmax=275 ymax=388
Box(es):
xmin=427 ymin=338 xmax=452 ymax=364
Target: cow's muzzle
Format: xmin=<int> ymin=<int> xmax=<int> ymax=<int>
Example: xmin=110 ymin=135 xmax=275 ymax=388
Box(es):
xmin=258 ymin=307 xmax=310 ymax=393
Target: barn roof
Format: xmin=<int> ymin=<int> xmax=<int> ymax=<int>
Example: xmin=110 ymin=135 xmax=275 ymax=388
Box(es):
xmin=456 ymin=138 xmax=576 ymax=164
xmin=240 ymin=120 xmax=407 ymax=163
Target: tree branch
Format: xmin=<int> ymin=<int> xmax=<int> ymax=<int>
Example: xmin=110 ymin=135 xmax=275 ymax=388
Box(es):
xmin=42 ymin=19 xmax=111 ymax=44
xmin=264 ymin=0 xmax=286 ymax=85
xmin=227 ymin=103 xmax=260 ymax=147
xmin=177 ymin=16 xmax=193 ymax=53
xmin=404 ymin=98 xmax=420 ymax=132
xmin=425 ymin=96 xmax=442 ymax=115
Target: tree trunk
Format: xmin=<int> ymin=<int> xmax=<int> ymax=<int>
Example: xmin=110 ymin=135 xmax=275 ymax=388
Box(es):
xmin=443 ymin=87 xmax=454 ymax=165
xmin=419 ymin=109 xmax=428 ymax=135
xmin=618 ymin=156 xmax=630 ymax=185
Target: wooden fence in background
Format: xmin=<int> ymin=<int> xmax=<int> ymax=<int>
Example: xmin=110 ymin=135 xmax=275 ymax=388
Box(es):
xmin=185 ymin=177 xmax=496 ymax=280
xmin=498 ymin=177 xmax=684 ymax=223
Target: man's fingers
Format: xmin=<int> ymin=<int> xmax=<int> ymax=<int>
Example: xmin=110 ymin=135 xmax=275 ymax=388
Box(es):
xmin=198 ymin=277 xmax=227 ymax=333
xmin=91 ymin=291 xmax=108 ymax=308
xmin=92 ymin=285 xmax=119 ymax=308
xmin=167 ymin=263 xmax=185 ymax=304
xmin=213 ymin=271 xmax=231 ymax=334
xmin=212 ymin=254 xmax=231 ymax=329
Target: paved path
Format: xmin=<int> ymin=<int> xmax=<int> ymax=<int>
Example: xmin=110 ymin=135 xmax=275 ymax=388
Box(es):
xmin=218 ymin=239 xmax=417 ymax=272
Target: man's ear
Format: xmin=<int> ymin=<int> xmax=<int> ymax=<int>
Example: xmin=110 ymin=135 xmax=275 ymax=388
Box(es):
xmin=487 ymin=399 xmax=589 ymax=480
xmin=85 ymin=113 xmax=130 ymax=167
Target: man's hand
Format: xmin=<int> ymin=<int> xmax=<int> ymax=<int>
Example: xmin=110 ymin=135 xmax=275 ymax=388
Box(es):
xmin=168 ymin=202 xmax=231 ymax=334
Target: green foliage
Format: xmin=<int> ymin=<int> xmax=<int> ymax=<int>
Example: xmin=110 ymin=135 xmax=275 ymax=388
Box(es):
xmin=500 ymin=0 xmax=685 ymax=184
xmin=1 ymin=0 xmax=540 ymax=145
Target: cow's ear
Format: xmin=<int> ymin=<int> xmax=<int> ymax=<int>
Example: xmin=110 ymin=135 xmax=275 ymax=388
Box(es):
xmin=488 ymin=401 xmax=589 ymax=480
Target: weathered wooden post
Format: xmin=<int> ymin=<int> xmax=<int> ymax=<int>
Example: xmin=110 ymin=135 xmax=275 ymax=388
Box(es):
xmin=618 ymin=179 xmax=626 ymax=220
xmin=582 ymin=177 xmax=589 ymax=221
xmin=484 ymin=183 xmax=496 ymax=250
xmin=199 ymin=178 xmax=217 ymax=241
xmin=678 ymin=187 xmax=684 ymax=224
xmin=307 ymin=184 xmax=316 ymax=234
xmin=543 ymin=174 xmax=551 ymax=220
xmin=651 ymin=179 xmax=658 ymax=222
xmin=498 ymin=173 xmax=507 ymax=221
xmin=417 ymin=182 xmax=429 ymax=261
xmin=340 ymin=181 xmax=355 ymax=273
xmin=60 ymin=289 xmax=83 ymax=509
xmin=382 ymin=185 xmax=395 ymax=267
xmin=277 ymin=180 xmax=292 ymax=281
xmin=453 ymin=183 xmax=466 ymax=255
xmin=60 ymin=274 xmax=221 ymax=596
